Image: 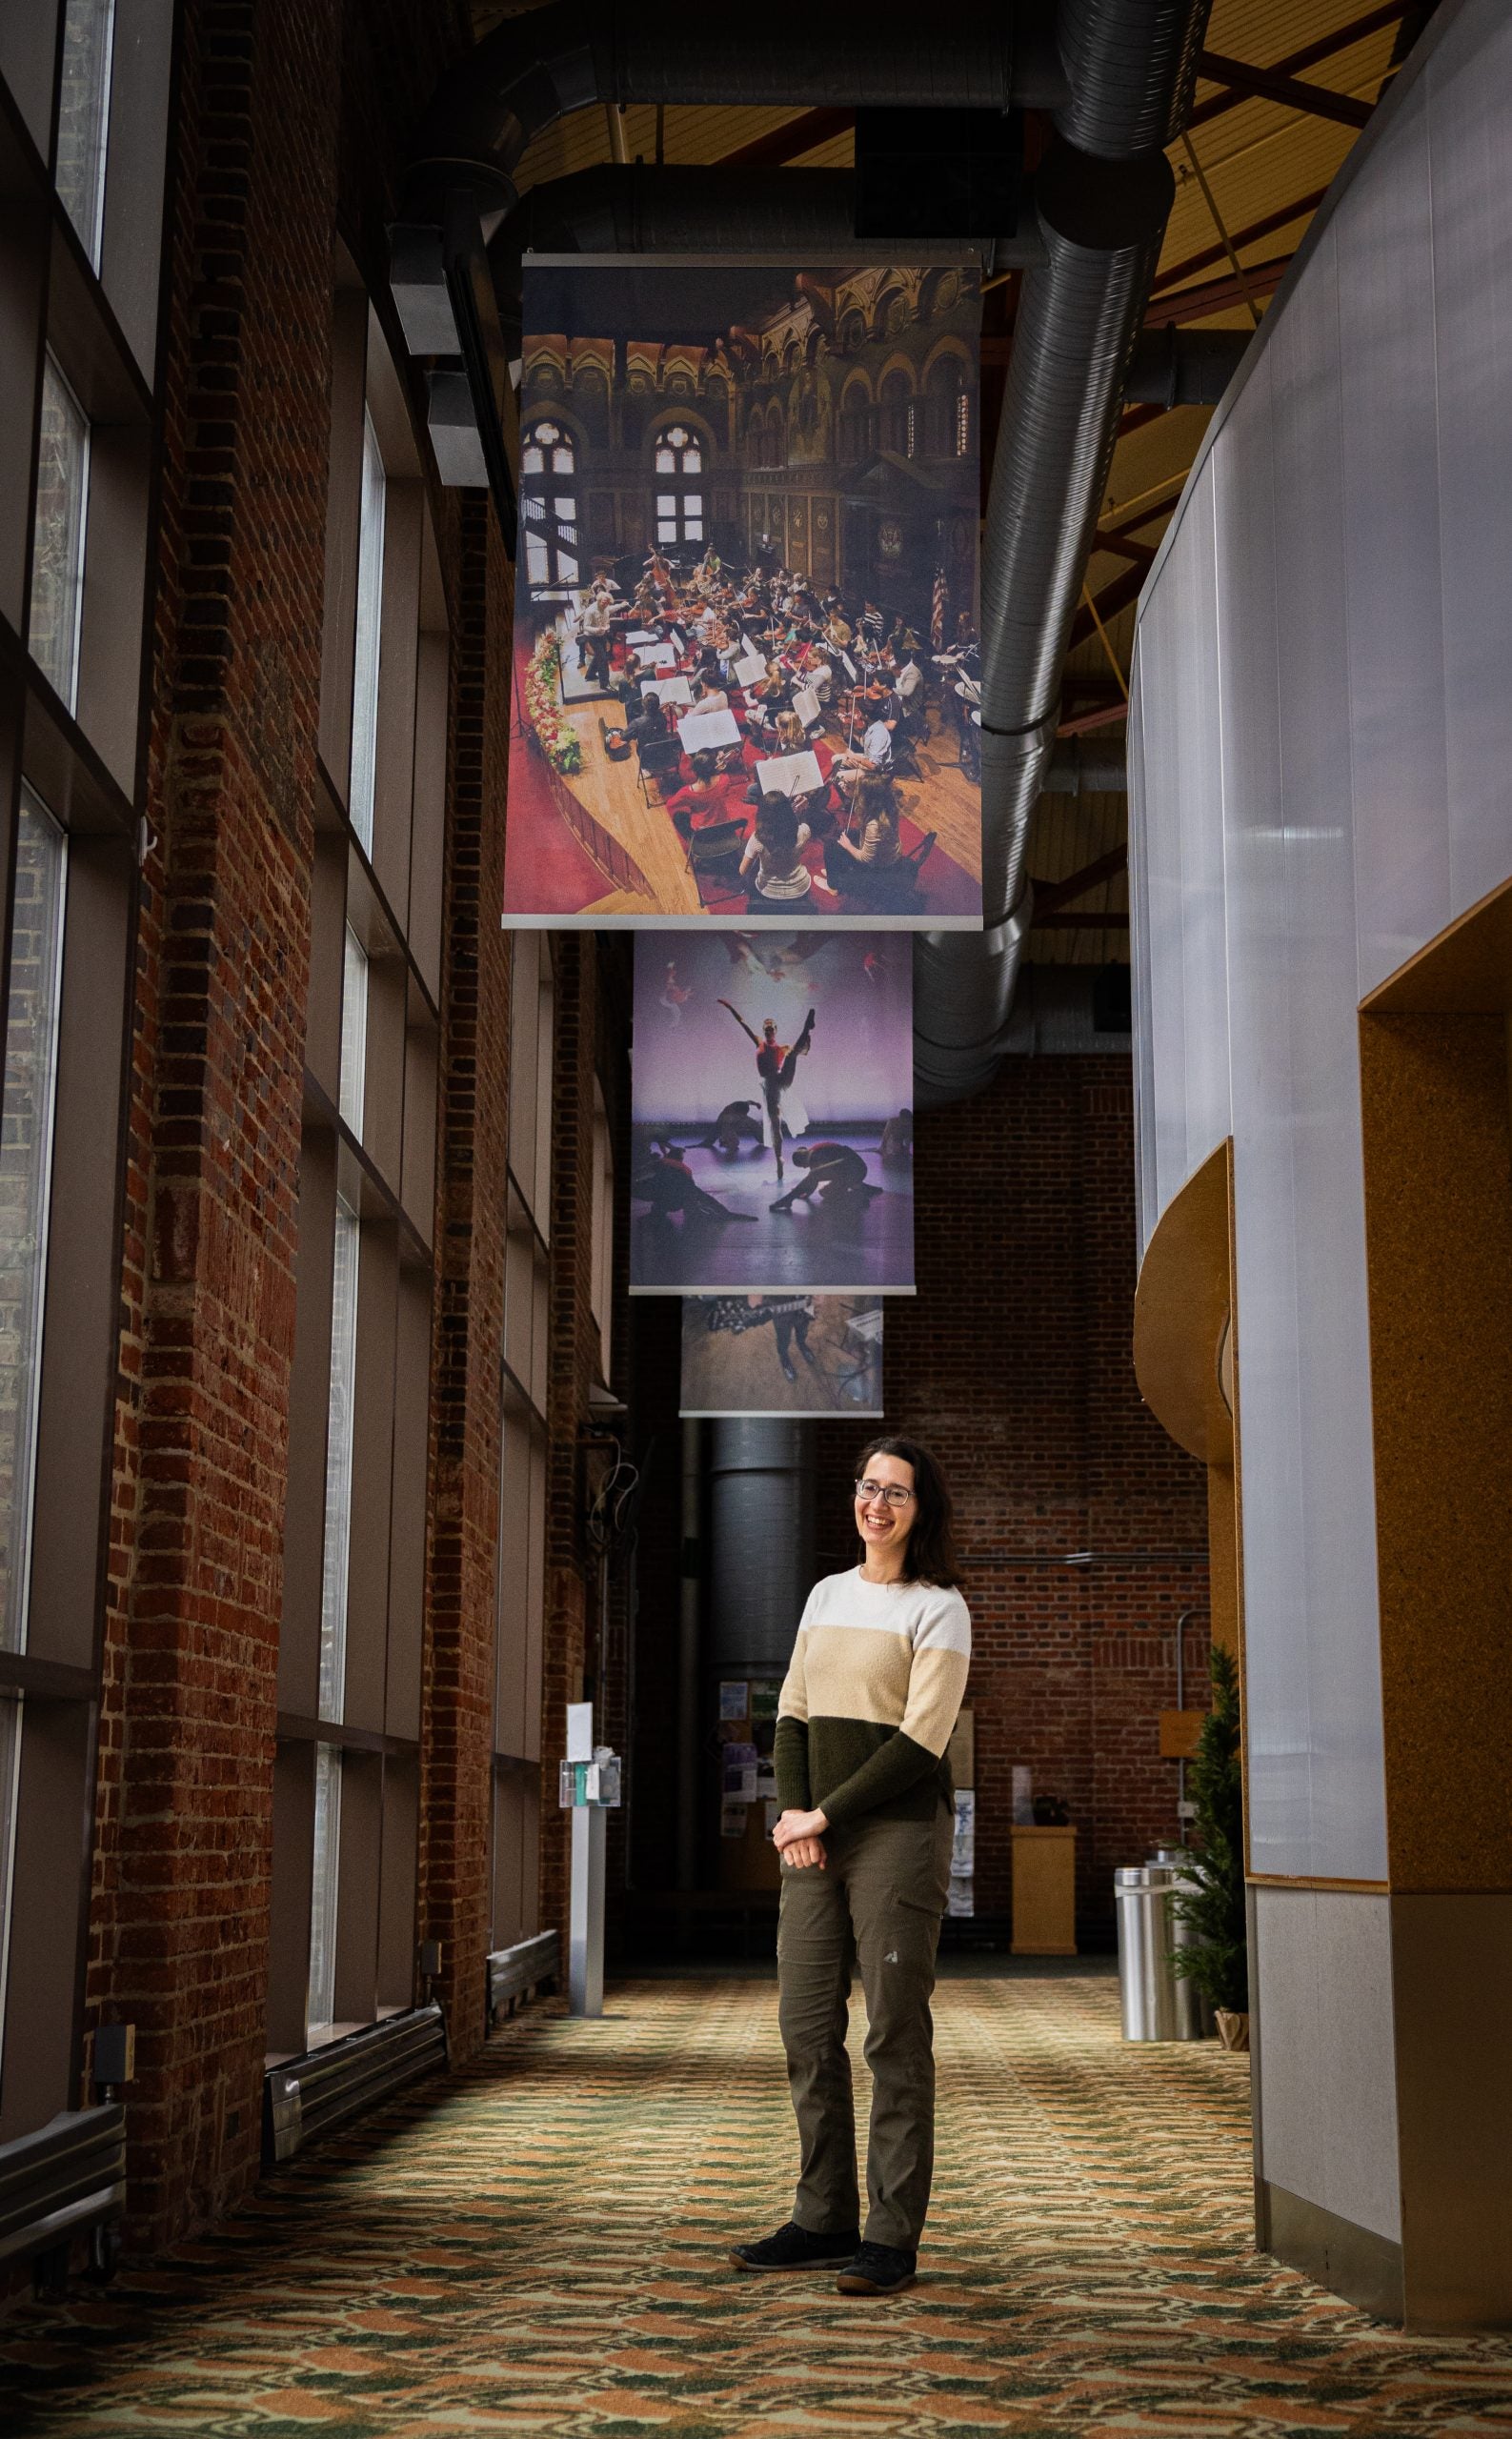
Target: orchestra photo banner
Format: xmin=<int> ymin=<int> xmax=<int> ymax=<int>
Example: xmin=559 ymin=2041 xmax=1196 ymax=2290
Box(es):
xmin=630 ymin=928 xmax=915 ymax=1297
xmin=503 ymin=256 xmax=983 ymax=931
xmin=680 ymin=1296 xmax=884 ymax=1421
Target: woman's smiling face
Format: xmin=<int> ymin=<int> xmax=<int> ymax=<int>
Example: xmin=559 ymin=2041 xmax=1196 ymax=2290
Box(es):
xmin=855 ymin=1452 xmax=916 ymax=1560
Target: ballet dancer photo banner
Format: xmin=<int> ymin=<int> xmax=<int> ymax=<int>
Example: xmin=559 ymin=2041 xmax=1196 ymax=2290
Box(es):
xmin=630 ymin=929 xmax=915 ymax=1296
xmin=503 ymin=255 xmax=983 ymax=931
xmin=680 ymin=1297 xmax=884 ymax=1421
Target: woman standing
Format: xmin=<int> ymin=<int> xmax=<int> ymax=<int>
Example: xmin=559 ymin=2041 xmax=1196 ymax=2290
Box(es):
xmin=732 ymin=1438 xmax=970 ymax=2297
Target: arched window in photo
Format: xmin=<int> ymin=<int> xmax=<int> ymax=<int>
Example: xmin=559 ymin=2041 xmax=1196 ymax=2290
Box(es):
xmin=838 ymin=378 xmax=871 ymax=466
xmin=653 ymin=423 xmax=703 ymax=545
xmin=880 ymin=368 xmax=915 ymax=458
xmin=520 ymin=418 xmax=579 ymax=589
xmin=926 ymin=354 xmax=972 ymax=459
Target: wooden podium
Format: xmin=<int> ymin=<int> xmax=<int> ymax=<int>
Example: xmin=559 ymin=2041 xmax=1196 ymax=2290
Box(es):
xmin=1011 ymin=1825 xmax=1078 ymax=1955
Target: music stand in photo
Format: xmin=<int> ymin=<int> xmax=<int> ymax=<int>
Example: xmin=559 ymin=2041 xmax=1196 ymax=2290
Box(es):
xmin=755 ymin=750 xmax=823 ymax=800
xmin=676 ymin=708 xmax=742 ymax=756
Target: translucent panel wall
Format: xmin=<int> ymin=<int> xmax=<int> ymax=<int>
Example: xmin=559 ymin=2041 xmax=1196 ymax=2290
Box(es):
xmin=1129 ymin=0 xmax=1512 ymax=1886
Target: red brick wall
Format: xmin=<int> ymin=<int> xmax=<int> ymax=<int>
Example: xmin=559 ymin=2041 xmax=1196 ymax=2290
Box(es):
xmin=810 ymin=1056 xmax=1210 ymax=1930
xmin=87 ymin=0 xmax=339 ymax=2241
xmin=80 ymin=0 xmax=537 ymax=2250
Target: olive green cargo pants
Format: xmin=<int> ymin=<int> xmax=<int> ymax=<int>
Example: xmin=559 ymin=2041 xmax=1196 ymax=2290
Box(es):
xmin=776 ymin=1803 xmax=954 ymax=2252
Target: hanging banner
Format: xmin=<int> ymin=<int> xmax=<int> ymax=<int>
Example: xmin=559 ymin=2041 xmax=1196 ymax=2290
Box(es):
xmin=631 ymin=930 xmax=914 ymax=1295
xmin=503 ymin=256 xmax=982 ymax=931
xmin=680 ymin=1295 xmax=884 ymax=1419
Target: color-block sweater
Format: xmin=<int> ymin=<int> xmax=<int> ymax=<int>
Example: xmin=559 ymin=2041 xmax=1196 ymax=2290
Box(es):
xmin=774 ymin=1567 xmax=972 ymax=1828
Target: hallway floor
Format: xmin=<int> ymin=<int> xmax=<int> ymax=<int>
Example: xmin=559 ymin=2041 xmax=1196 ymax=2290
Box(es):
xmin=4 ymin=1971 xmax=1510 ymax=2436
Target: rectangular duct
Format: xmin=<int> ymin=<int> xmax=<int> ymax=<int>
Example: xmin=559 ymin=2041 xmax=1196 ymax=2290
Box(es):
xmin=262 ymin=2004 xmax=449 ymax=2166
xmin=487 ymin=1928 xmax=560 ymax=2019
xmin=0 ymin=2104 xmax=126 ymax=2269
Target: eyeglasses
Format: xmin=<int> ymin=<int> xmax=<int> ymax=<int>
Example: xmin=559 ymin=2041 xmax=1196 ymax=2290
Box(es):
xmin=855 ymin=1479 xmax=915 ymax=1508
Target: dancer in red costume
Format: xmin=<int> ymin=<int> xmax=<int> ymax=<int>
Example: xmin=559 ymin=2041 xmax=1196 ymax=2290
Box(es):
xmin=716 ymin=1001 xmax=816 ymax=1185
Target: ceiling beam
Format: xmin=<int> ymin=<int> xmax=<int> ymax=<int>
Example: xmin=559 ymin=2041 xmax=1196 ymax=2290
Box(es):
xmin=1143 ymin=255 xmax=1290 ymax=328
xmin=1091 ymin=527 xmax=1156 ymax=570
xmin=1058 ymin=699 xmax=1130 ymax=737
xmin=1153 ymin=186 xmax=1328 ymax=295
xmin=1068 ymin=564 xmax=1145 ymax=650
xmin=715 ymin=109 xmax=854 ymax=169
xmin=1188 ymin=4 xmax=1407 ymax=131
xmin=1034 ymin=845 xmax=1129 ymax=917
xmin=1195 ymin=48 xmax=1373 ymax=130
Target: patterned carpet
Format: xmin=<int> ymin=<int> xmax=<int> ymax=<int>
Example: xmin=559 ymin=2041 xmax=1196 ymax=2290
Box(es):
xmin=3 ymin=1970 xmax=1511 ymax=2436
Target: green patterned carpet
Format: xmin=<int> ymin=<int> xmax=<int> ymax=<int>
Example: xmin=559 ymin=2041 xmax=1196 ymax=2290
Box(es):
xmin=3 ymin=1972 xmax=1510 ymax=2436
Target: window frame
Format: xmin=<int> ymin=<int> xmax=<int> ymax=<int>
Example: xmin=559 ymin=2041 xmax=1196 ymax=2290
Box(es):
xmin=650 ymin=423 xmax=705 ymax=546
xmin=520 ymin=417 xmax=579 ymax=591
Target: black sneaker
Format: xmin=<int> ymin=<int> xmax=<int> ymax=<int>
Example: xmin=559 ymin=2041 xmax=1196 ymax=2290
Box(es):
xmin=730 ymin=2220 xmax=860 ymax=2272
xmin=836 ymin=2240 xmax=917 ymax=2296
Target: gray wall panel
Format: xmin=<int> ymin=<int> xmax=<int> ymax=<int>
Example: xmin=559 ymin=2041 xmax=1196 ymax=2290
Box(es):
xmin=1255 ymin=1888 xmax=1401 ymax=2243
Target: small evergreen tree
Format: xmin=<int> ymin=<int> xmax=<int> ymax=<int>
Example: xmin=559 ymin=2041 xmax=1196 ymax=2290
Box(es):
xmin=1172 ymin=1643 xmax=1248 ymax=2014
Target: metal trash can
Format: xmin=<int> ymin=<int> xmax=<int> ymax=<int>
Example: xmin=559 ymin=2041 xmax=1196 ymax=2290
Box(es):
xmin=1151 ymin=1847 xmax=1213 ymax=2041
xmin=1116 ymin=1863 xmax=1206 ymax=2041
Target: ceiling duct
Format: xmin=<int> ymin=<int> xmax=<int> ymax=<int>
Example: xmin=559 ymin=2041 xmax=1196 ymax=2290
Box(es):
xmin=913 ymin=0 xmax=1214 ymax=1106
xmin=489 ymin=163 xmax=1049 ymax=361
xmin=405 ymin=4 xmax=1046 ymax=229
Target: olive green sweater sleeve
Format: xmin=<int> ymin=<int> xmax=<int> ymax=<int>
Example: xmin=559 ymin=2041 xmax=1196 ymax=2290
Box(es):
xmin=814 ymin=1726 xmax=940 ymax=1828
xmin=773 ymin=1716 xmax=811 ymax=1813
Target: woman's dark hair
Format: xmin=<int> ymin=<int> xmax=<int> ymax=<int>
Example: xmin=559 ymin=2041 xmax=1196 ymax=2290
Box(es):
xmin=854 ymin=1434 xmax=963 ymax=1589
xmin=756 ymin=797 xmax=800 ymax=857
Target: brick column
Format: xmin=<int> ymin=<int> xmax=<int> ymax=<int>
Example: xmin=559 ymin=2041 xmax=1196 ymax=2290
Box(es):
xmin=88 ymin=0 xmax=338 ymax=2244
xmin=419 ymin=495 xmax=514 ymax=2060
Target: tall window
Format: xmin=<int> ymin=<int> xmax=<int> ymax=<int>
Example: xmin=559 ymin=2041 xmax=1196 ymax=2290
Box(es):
xmin=0 ymin=792 xmax=67 ymax=1656
xmin=272 ymin=300 xmax=448 ymax=2063
xmin=491 ymin=936 xmax=555 ymax=1961
xmin=319 ymin=1200 xmax=360 ymax=1723
xmin=521 ymin=420 xmax=578 ymax=590
xmin=350 ymin=410 xmax=385 ymax=852
xmin=55 ymin=0 xmax=116 ymax=267
xmin=307 ymin=1743 xmax=342 ymax=2038
xmin=653 ymin=424 xmax=702 ymax=546
xmin=591 ymin=1082 xmax=614 ymax=1385
xmin=29 ymin=356 xmax=90 ymax=712
xmin=0 ymin=788 xmax=68 ymax=2102
xmin=339 ymin=926 xmax=368 ymax=1139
